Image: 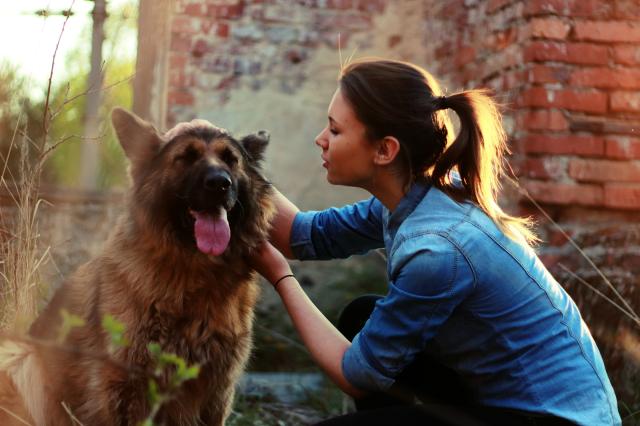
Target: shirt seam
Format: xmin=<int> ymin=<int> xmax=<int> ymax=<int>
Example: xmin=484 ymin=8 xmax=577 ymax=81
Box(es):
xmin=465 ymin=220 xmax=618 ymax=423
xmin=389 ymin=231 xmax=478 ymax=291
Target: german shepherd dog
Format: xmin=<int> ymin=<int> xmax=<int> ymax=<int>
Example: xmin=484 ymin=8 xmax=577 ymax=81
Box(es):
xmin=0 ymin=108 xmax=275 ymax=425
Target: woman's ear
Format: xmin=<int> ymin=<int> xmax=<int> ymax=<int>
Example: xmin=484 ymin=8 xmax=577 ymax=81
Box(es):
xmin=373 ymin=136 xmax=401 ymax=166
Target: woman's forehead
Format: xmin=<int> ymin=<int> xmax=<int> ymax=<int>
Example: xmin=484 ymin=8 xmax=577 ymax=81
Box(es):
xmin=328 ymin=88 xmax=356 ymax=125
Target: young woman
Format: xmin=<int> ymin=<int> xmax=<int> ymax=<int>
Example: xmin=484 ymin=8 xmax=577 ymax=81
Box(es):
xmin=249 ymin=59 xmax=620 ymax=425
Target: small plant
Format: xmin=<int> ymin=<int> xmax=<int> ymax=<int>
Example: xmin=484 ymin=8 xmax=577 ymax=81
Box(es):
xmin=57 ymin=308 xmax=85 ymax=343
xmin=140 ymin=342 xmax=201 ymax=426
xmin=101 ymin=313 xmax=129 ymax=354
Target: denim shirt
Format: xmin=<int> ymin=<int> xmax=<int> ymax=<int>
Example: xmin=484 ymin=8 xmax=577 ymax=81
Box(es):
xmin=290 ymin=180 xmax=620 ymax=426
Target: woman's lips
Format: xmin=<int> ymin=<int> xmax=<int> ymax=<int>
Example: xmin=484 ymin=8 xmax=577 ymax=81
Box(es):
xmin=321 ymin=156 xmax=328 ymax=168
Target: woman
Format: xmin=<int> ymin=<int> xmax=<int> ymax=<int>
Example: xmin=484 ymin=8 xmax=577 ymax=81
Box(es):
xmin=249 ymin=59 xmax=620 ymax=425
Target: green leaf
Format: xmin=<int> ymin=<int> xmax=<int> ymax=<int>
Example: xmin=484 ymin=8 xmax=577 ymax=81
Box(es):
xmin=182 ymin=365 xmax=200 ymax=381
xmin=57 ymin=309 xmax=85 ymax=343
xmin=101 ymin=314 xmax=129 ymax=351
xmin=147 ymin=379 xmax=160 ymax=405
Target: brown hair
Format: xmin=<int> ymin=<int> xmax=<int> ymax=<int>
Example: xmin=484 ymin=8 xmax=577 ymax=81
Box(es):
xmin=339 ymin=58 xmax=536 ymax=245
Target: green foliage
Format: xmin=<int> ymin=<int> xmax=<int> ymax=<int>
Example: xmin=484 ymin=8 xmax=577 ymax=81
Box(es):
xmin=142 ymin=342 xmax=201 ymax=426
xmin=0 ymin=0 xmax=138 ymax=189
xmin=46 ymin=0 xmax=138 ymax=189
xmin=56 ymin=308 xmax=86 ymax=343
xmin=101 ymin=313 xmax=129 ymax=353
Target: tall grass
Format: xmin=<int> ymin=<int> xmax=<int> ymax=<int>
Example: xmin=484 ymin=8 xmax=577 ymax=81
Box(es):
xmin=0 ymin=0 xmax=78 ymax=334
xmin=0 ymin=129 xmax=47 ymax=332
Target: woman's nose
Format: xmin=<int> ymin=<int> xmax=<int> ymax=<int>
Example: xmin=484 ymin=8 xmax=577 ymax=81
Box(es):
xmin=315 ymin=128 xmax=328 ymax=149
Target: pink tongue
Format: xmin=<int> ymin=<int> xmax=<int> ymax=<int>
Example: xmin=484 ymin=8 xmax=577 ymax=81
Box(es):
xmin=192 ymin=208 xmax=230 ymax=256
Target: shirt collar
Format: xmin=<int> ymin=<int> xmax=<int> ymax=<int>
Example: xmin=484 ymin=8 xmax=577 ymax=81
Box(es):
xmin=385 ymin=178 xmax=432 ymax=237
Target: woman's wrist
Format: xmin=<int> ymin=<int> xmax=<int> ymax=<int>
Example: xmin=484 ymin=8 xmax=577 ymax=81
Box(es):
xmin=272 ymin=273 xmax=296 ymax=292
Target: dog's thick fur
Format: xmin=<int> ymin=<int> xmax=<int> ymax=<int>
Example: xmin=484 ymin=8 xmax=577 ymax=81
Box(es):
xmin=0 ymin=108 xmax=275 ymax=425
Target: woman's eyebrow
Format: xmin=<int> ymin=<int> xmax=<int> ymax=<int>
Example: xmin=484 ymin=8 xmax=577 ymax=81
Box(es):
xmin=329 ymin=116 xmax=340 ymax=126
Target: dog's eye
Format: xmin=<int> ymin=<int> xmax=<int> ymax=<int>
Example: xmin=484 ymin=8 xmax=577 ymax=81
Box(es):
xmin=176 ymin=146 xmax=199 ymax=164
xmin=221 ymin=149 xmax=238 ymax=166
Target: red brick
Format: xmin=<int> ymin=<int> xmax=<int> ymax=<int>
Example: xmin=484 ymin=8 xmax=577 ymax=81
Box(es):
xmin=527 ymin=65 xmax=569 ymax=84
xmin=614 ymin=0 xmax=640 ymax=20
xmin=455 ymin=46 xmax=476 ymax=67
xmin=548 ymin=228 xmax=573 ymax=247
xmin=574 ymin=21 xmax=640 ymax=43
xmin=328 ymin=0 xmax=354 ymax=9
xmin=169 ymin=70 xmax=194 ymax=88
xmin=435 ymin=43 xmax=453 ymax=60
xmin=169 ymin=53 xmax=188 ymax=69
xmin=569 ymin=159 xmax=640 ymax=183
xmin=184 ymin=3 xmax=206 ymax=16
xmin=529 ymin=17 xmax=570 ymax=39
xmin=170 ymin=33 xmax=192 ymax=52
xmin=524 ymin=0 xmax=564 ymax=16
xmin=569 ymin=68 xmax=640 ymax=90
xmin=524 ymin=41 xmax=609 ymax=65
xmin=525 ymin=0 xmax=612 ymax=18
xmin=521 ymin=180 xmax=603 ymax=206
xmin=172 ymin=16 xmax=200 ymax=34
xmin=517 ymin=109 xmax=569 ymax=130
xmin=539 ymin=254 xmax=562 ymax=269
xmin=355 ymin=0 xmax=386 ymax=13
xmin=518 ymin=110 xmax=569 ymax=131
xmin=488 ymin=0 xmax=512 ymax=13
xmin=216 ymin=22 xmax=230 ymax=38
xmin=210 ymin=4 xmax=244 ymax=19
xmin=168 ymin=90 xmax=194 ymax=106
xmin=604 ymin=184 xmax=640 ymax=209
xmin=520 ymin=157 xmax=567 ymax=179
xmin=519 ymin=87 xmax=607 ymax=113
xmin=606 ymin=137 xmax=640 ymax=160
xmin=523 ymin=134 xmax=604 ymax=156
xmin=191 ymin=39 xmax=208 ymax=58
xmin=613 ymin=45 xmax=640 ymax=66
xmin=610 ymin=92 xmax=640 ymax=113
xmin=486 ymin=28 xmax=517 ymax=52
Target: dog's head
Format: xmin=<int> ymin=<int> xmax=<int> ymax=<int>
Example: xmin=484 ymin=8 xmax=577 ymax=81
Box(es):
xmin=111 ymin=107 xmax=273 ymax=257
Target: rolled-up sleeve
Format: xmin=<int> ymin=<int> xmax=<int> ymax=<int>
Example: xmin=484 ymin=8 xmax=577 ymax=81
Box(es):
xmin=290 ymin=197 xmax=384 ymax=260
xmin=342 ymin=234 xmax=475 ymax=391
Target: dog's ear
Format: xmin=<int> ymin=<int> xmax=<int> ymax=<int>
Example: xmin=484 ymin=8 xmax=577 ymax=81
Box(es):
xmin=240 ymin=131 xmax=269 ymax=163
xmin=111 ymin=107 xmax=162 ymax=165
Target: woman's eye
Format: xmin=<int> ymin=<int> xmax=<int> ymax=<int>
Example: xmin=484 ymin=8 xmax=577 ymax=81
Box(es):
xmin=329 ymin=128 xmax=339 ymax=135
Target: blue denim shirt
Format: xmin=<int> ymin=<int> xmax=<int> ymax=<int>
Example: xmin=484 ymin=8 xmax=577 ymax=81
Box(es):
xmin=290 ymin=179 xmax=620 ymax=426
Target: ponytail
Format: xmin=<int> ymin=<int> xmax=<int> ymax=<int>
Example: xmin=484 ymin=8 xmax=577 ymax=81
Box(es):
xmin=432 ymin=90 xmax=537 ymax=246
xmin=339 ymin=59 xmax=537 ymax=246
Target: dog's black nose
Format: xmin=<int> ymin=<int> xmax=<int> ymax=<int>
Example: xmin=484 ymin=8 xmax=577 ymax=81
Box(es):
xmin=204 ymin=169 xmax=232 ymax=192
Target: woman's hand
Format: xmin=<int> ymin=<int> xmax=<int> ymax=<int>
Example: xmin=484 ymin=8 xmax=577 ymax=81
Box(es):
xmin=249 ymin=241 xmax=293 ymax=286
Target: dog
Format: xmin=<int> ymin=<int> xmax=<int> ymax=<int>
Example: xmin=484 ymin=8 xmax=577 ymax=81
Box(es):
xmin=0 ymin=108 xmax=275 ymax=425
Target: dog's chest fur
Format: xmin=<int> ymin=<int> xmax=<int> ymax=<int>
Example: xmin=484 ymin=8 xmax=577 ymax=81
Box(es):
xmin=29 ymin=222 xmax=262 ymax=424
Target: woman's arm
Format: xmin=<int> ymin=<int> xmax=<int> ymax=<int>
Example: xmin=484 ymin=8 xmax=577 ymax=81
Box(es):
xmin=269 ymin=188 xmax=299 ymax=259
xmin=249 ymin=242 xmax=366 ymax=398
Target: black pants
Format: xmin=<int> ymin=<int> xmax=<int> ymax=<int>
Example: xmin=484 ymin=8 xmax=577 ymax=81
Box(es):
xmin=314 ymin=295 xmax=575 ymax=426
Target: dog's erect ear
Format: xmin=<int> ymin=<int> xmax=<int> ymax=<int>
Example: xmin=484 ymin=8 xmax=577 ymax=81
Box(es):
xmin=240 ymin=131 xmax=269 ymax=163
xmin=111 ymin=107 xmax=162 ymax=165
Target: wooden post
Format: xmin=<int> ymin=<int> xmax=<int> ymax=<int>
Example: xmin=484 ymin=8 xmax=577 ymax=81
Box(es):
xmin=79 ymin=0 xmax=107 ymax=189
xmin=132 ymin=0 xmax=173 ymax=130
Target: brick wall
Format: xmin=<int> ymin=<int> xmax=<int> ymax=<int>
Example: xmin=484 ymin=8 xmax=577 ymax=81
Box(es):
xmin=151 ymin=0 xmax=640 ymax=403
xmin=421 ymin=0 xmax=640 ymax=402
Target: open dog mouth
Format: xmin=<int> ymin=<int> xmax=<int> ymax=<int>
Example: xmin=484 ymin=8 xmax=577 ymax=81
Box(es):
xmin=189 ymin=207 xmax=231 ymax=256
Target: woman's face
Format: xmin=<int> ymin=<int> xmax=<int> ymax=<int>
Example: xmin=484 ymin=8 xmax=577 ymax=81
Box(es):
xmin=315 ymin=88 xmax=378 ymax=188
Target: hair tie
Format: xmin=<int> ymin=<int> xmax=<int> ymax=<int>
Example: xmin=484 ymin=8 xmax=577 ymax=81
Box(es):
xmin=434 ymin=95 xmax=447 ymax=110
